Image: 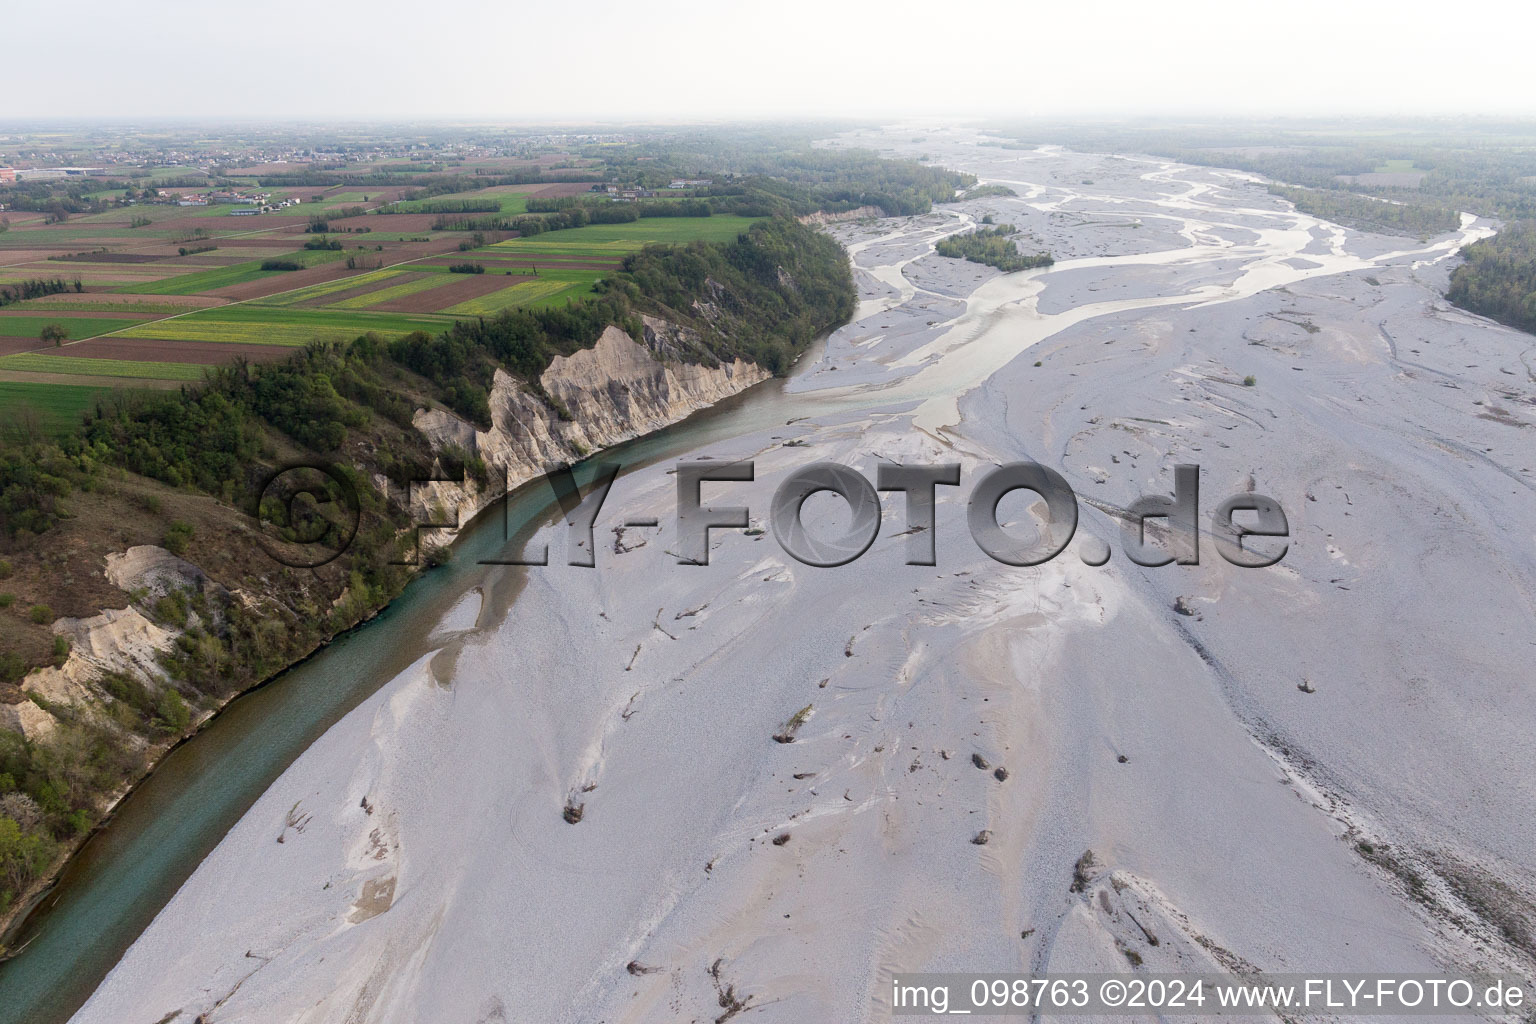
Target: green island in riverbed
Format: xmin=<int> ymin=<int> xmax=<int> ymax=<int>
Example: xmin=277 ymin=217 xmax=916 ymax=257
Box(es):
xmin=935 ymin=223 xmax=1054 ymax=272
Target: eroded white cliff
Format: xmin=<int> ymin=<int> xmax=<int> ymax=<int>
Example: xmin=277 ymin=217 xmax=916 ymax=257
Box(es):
xmin=410 ymin=321 xmax=767 ymax=534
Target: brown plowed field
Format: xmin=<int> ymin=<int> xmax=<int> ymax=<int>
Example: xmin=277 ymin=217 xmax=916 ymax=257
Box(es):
xmin=28 ymin=293 xmax=224 ymax=308
xmin=119 ymin=245 xmax=193 ymax=257
xmin=220 ymin=163 xmax=320 ymax=175
xmin=0 ymin=369 xmax=183 ymax=389
xmin=205 ymin=236 xmax=307 ymax=248
xmin=423 ymin=257 xmax=620 ymax=271
xmin=208 ymin=261 xmax=360 ymax=300
xmin=527 ymin=182 xmax=608 ymax=197
xmin=207 ymin=239 xmax=459 ymax=300
xmin=62 ymin=337 xmax=293 ymax=364
xmin=365 ymin=214 xmax=439 ymax=232
xmin=0 ymin=250 xmax=61 ymax=264
xmin=0 ymin=337 xmax=44 ymax=356
xmin=171 ymin=254 xmax=249 ymax=266
xmin=352 ymin=240 xmax=460 ymax=262
xmin=298 ymin=272 xmax=432 ymax=308
xmin=19 ymin=268 xmax=182 ymax=285
xmin=0 ymin=309 xmax=157 ymax=320
xmin=369 ymin=274 xmax=526 ymax=313
xmin=51 ymin=252 xmax=164 ymax=264
xmin=151 ymin=212 xmax=309 ymax=234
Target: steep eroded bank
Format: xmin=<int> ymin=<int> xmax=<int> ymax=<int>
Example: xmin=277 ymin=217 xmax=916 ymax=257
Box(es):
xmin=0 ymin=215 xmax=855 ymax=950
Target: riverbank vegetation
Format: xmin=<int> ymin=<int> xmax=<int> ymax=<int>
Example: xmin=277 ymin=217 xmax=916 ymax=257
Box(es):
xmin=935 ymin=224 xmax=1054 ymax=272
xmin=960 ymin=184 xmax=1018 ymax=201
xmin=1447 ymin=223 xmax=1536 ymax=333
xmin=1266 ymin=185 xmax=1460 ymax=237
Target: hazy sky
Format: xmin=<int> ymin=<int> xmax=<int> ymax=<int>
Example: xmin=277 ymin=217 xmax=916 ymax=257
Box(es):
xmin=11 ymin=0 xmax=1534 ymax=122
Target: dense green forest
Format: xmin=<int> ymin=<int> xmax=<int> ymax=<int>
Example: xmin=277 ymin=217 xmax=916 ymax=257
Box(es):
xmin=1447 ymin=223 xmax=1536 ymax=333
xmin=379 ymin=198 xmax=504 ymax=215
xmin=992 ymin=119 xmax=1536 ymax=334
xmin=935 ymin=224 xmax=1054 ymax=272
xmin=1266 ymin=185 xmax=1460 ymax=237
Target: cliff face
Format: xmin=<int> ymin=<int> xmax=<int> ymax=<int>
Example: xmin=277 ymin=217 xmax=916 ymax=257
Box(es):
xmin=10 ymin=319 xmax=767 ymax=730
xmin=796 ymin=204 xmax=884 ymax=226
xmin=14 ymin=546 xmax=216 ymax=741
xmin=0 ymin=313 xmax=774 ymax=938
xmin=411 ymin=319 xmax=768 ymax=534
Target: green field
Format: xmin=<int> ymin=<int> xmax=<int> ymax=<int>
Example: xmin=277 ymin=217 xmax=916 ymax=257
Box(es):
xmin=387 ymin=186 xmax=534 ymax=215
xmin=302 ymin=191 xmax=370 ymax=205
xmin=0 ymin=206 xmax=764 ymax=391
xmin=458 ymin=251 xmax=622 ymax=263
xmin=491 ymin=215 xmax=762 ymax=253
xmin=0 ymin=353 xmax=207 ymax=381
xmin=305 ymin=231 xmax=440 ymax=243
xmin=0 ymin=225 xmax=209 ymax=243
xmin=284 ymin=248 xmax=352 ymax=268
xmin=0 ymin=269 xmax=178 ymax=288
xmin=143 ymin=166 xmax=210 ymax=181
xmin=116 ymin=305 xmax=454 ymax=345
xmin=0 ymin=381 xmax=112 ymax=436
xmin=445 ymin=215 xmax=764 ymax=309
xmin=69 ymin=203 xmax=248 ymax=224
xmin=0 ymin=316 xmax=143 ymax=340
xmin=121 ymin=260 xmax=282 ymax=295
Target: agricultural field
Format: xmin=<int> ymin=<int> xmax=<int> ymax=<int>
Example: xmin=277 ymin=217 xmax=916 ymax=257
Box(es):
xmin=114 ymin=306 xmax=456 ymax=346
xmin=123 ymin=261 xmax=291 ymax=295
xmin=0 ymin=381 xmax=113 ymax=436
xmin=0 ymin=316 xmax=145 ymax=341
xmin=0 ymin=353 xmax=207 ymax=381
xmin=0 ymin=160 xmax=763 ymax=413
xmin=256 ymin=267 xmax=410 ymax=307
xmin=2 ymin=299 xmax=215 ymax=315
xmin=447 ymin=215 xmax=766 ymax=308
xmin=443 ymin=277 xmax=575 ymax=315
xmin=383 ymin=185 xmax=535 ymax=215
